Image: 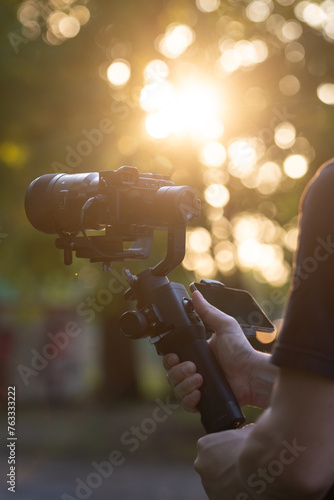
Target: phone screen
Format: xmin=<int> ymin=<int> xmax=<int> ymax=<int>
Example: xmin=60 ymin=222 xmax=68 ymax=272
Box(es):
xmin=190 ymin=281 xmax=275 ymax=333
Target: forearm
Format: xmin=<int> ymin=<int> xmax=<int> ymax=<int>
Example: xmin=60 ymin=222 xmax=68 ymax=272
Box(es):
xmin=249 ymin=353 xmax=279 ymax=409
xmin=237 ymin=367 xmax=334 ymax=500
xmin=237 ymin=414 xmax=292 ymax=499
xmin=236 ymin=411 xmax=327 ymax=500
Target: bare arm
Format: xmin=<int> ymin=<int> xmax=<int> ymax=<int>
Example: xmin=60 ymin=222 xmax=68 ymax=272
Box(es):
xmin=193 ymin=367 xmax=334 ymax=499
xmin=164 ymin=292 xmax=334 ymax=498
xmin=237 ymin=367 xmax=334 ymax=499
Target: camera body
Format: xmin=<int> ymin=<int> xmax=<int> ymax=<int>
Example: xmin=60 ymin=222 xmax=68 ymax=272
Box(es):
xmin=25 ymin=166 xmax=200 ymax=265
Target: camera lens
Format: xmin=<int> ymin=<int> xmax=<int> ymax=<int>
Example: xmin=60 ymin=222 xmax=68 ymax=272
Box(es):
xmin=25 ymin=174 xmax=62 ymax=234
xmin=25 ymin=172 xmax=100 ymax=234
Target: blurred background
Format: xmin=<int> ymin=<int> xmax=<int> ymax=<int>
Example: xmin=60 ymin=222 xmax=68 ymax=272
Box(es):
xmin=1 ymin=0 xmax=334 ymax=497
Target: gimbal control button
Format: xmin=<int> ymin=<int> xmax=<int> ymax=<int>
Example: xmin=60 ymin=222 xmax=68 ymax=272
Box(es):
xmin=119 ymin=311 xmax=148 ymax=339
xmin=182 ymin=298 xmax=194 ymax=312
xmin=183 ymin=298 xmax=201 ymax=323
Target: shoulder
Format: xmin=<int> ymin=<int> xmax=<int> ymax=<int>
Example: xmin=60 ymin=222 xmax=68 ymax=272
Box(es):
xmin=296 ymin=158 xmax=334 ymax=239
xmin=301 ymin=158 xmax=334 ymax=208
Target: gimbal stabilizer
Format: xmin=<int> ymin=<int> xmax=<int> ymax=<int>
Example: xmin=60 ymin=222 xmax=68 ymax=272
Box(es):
xmin=25 ymin=166 xmax=245 ymax=433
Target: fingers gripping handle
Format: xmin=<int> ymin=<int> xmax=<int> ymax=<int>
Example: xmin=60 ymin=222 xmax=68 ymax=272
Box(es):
xmin=178 ymin=340 xmax=245 ymax=433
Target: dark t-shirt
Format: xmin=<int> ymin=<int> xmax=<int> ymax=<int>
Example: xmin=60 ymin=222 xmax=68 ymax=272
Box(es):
xmin=272 ymin=160 xmax=334 ymax=377
xmin=271 ymin=159 xmax=334 ymax=499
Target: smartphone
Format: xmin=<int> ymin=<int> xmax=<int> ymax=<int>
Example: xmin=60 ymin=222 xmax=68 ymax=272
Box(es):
xmin=189 ymin=279 xmax=275 ymax=336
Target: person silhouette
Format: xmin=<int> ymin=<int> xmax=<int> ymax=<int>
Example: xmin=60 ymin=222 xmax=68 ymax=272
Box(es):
xmin=164 ymin=158 xmax=334 ymax=499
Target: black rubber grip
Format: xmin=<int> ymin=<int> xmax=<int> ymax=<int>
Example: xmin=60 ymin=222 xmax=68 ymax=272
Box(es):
xmin=177 ymin=339 xmax=245 ymax=433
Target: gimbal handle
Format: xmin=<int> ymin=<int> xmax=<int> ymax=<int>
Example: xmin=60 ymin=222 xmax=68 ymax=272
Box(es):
xmin=180 ymin=339 xmax=245 ymax=433
xmin=121 ymin=272 xmax=245 ymax=434
xmin=156 ymin=328 xmax=245 ymax=433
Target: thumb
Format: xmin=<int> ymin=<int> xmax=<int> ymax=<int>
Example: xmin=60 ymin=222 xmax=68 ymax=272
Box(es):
xmin=191 ymin=290 xmax=241 ymax=336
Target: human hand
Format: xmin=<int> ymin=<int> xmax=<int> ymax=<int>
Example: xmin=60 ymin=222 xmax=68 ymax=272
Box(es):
xmin=163 ymin=290 xmax=260 ymax=410
xmin=194 ymin=425 xmax=253 ymax=500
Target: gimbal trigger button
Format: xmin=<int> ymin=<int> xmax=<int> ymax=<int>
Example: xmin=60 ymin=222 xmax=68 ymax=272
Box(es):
xmin=182 ymin=297 xmax=193 ymax=311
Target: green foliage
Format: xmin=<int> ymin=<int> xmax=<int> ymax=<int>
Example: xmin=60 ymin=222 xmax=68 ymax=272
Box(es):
xmin=1 ymin=0 xmax=334 ymax=309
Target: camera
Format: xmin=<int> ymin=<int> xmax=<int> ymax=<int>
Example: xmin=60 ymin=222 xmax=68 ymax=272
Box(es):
xmin=25 ymin=166 xmax=200 ymax=266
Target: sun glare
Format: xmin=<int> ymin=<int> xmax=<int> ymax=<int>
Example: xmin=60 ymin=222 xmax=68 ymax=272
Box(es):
xmin=98 ymin=7 xmax=319 ymax=287
xmin=142 ymin=78 xmax=224 ymax=141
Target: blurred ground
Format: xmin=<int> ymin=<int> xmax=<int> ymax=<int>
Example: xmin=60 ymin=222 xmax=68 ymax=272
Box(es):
xmin=0 ymin=458 xmax=207 ymax=500
xmin=0 ymin=402 xmax=210 ymax=500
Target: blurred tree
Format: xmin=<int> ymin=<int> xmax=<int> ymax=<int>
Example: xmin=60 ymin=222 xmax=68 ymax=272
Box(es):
xmin=0 ymin=0 xmax=334 ymax=346
xmin=0 ymin=0 xmax=334 ymax=296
